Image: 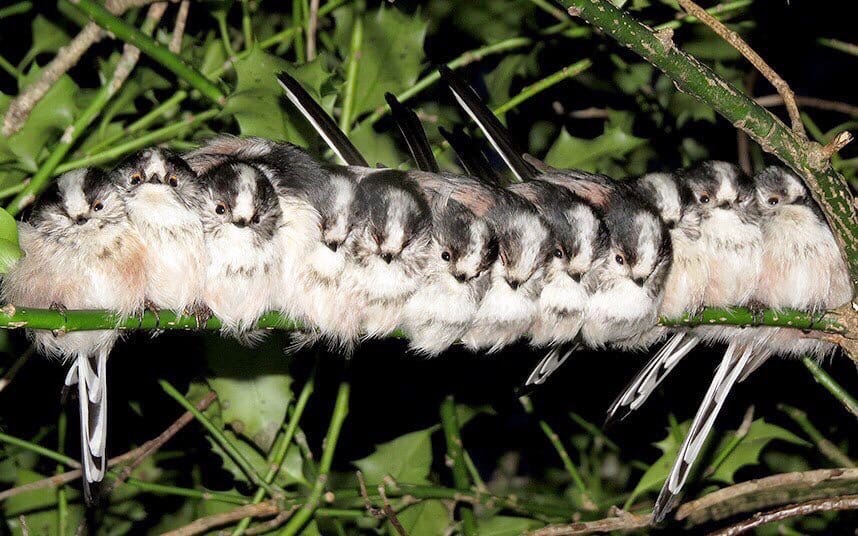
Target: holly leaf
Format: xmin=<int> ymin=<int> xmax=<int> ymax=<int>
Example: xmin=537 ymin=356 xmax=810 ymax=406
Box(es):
xmin=19 ymin=15 xmax=71 ymax=69
xmin=394 ymin=500 xmax=449 ymax=536
xmin=333 ymin=6 xmax=428 ymax=122
xmin=353 ymin=426 xmax=438 ymax=485
xmin=544 ymin=112 xmax=646 ymax=174
xmin=456 ymin=403 xmax=496 ymax=429
xmin=708 ymin=419 xmax=809 ymax=484
xmin=203 ymin=337 xmax=293 ymax=451
xmin=349 ymin=121 xmax=400 ymax=167
xmin=627 ymin=421 xmax=688 ymax=505
xmin=669 ymin=92 xmax=716 ymax=127
xmin=225 ymin=47 xmax=292 ymax=140
xmin=206 ymin=430 xmax=307 ymax=488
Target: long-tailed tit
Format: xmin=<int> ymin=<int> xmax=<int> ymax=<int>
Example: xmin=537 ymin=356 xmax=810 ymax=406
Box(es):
xmin=113 ymin=149 xmax=208 ymax=320
xmin=185 ymin=136 xmax=367 ymax=351
xmin=385 ymin=93 xmax=498 ymax=354
xmin=606 ymin=171 xmax=708 ymax=422
xmin=197 ymin=161 xmax=283 ymax=343
xmin=2 ymin=169 xmax=147 ymax=501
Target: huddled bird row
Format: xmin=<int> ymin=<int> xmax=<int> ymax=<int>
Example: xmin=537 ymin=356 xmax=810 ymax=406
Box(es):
xmin=2 ymin=69 xmax=850 ymax=520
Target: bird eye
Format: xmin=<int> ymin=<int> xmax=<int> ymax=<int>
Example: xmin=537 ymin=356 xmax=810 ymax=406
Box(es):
xmin=251 ymin=213 xmax=261 ymax=224
xmin=553 ymin=248 xmax=563 ymax=259
xmin=615 ymin=254 xmax=625 ymax=266
xmin=767 ymin=197 xmax=779 ymax=206
xmin=441 ymin=251 xmax=451 ymax=262
xmin=130 ymin=173 xmax=142 ymax=186
xmin=699 ymin=194 xmax=710 ymax=204
xmin=168 ymin=175 xmax=178 ymax=187
xmin=92 ymin=201 xmax=103 ymax=212
xmin=215 ymin=203 xmax=226 ymax=215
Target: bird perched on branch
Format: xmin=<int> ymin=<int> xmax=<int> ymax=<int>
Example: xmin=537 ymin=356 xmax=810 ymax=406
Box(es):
xmin=197 ymin=161 xmax=283 ymax=343
xmin=2 ymin=168 xmax=147 ymax=502
xmin=112 ymin=148 xmax=209 ymax=324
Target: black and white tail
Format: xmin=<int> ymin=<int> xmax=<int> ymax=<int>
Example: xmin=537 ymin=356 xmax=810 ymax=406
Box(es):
xmin=276 ymin=72 xmax=369 ymax=167
xmin=438 ymin=66 xmax=538 ymax=183
xmin=64 ymin=349 xmax=110 ymax=504
xmin=438 ymin=126 xmax=503 ymax=185
xmin=652 ymin=341 xmax=754 ymax=522
xmin=384 ymin=93 xmax=439 ymax=173
xmin=525 ymin=343 xmax=579 ymax=386
xmin=605 ymin=332 xmax=700 ymax=424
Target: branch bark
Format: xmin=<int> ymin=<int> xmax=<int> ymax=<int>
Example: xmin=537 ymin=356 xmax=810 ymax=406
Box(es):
xmin=710 ymin=494 xmax=858 ymax=536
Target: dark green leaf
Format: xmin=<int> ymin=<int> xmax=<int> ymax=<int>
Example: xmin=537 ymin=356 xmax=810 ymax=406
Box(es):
xmin=333 ymin=6 xmax=428 ymax=122
xmin=225 ymin=47 xmax=292 ymax=141
xmin=477 ymin=516 xmax=544 ymax=536
xmin=19 ymin=15 xmax=70 ymax=69
xmin=708 ymin=420 xmax=809 ymax=484
xmin=353 ymin=426 xmax=438 ymax=485
xmin=543 ymin=115 xmax=647 ymax=174
xmin=394 ymin=500 xmax=449 ymax=536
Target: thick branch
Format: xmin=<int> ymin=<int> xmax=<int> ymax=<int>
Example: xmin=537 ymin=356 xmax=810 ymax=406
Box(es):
xmin=711 ymin=494 xmax=858 ymax=536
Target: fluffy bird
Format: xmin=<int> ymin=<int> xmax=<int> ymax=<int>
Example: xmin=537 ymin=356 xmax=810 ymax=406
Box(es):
xmin=197 ymin=161 xmax=283 ymax=341
xmin=113 ymin=149 xmax=208 ymax=321
xmin=2 ymin=169 xmax=147 ymax=501
xmin=385 ymin=93 xmax=499 ymax=354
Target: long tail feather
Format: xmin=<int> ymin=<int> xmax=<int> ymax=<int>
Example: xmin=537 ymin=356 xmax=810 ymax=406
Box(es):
xmin=605 ymin=332 xmax=700 ymax=425
xmin=652 ymin=341 xmax=754 ymax=522
xmin=438 ymin=66 xmax=537 ymax=183
xmin=525 ymin=343 xmax=579 ymax=386
xmin=77 ymin=349 xmax=109 ymax=505
xmin=438 ymin=126 xmax=504 ymax=185
xmin=276 ymin=72 xmax=369 ymax=167
xmin=384 ymin=93 xmax=439 ymax=173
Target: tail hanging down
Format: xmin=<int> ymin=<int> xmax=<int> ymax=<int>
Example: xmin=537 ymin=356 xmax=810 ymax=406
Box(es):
xmin=65 ymin=348 xmax=110 ymax=504
xmin=652 ymin=341 xmax=754 ymax=522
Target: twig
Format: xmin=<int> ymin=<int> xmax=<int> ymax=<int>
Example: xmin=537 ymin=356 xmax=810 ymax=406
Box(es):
xmin=710 ymin=494 xmax=858 ymax=536
xmin=169 ymin=1 xmax=191 ymax=54
xmin=161 ymin=500 xmax=287 ymax=536
xmin=159 ymin=380 xmax=278 ymax=495
xmin=306 ymin=0 xmax=321 ymax=61
xmin=674 ymin=0 xmax=806 ymax=137
xmin=778 ymin=404 xmax=855 ymax=468
xmin=737 ymin=70 xmax=758 ymax=174
xmin=279 ymin=381 xmax=351 ymax=536
xmin=494 ymin=59 xmax=592 ymax=116
xmin=818 ymin=38 xmax=858 ymax=58
xmin=1 ymin=0 xmax=159 ymax=136
xmin=756 ymin=94 xmax=858 ymax=118
xmin=356 ymin=471 xmax=383 ymax=517
xmin=0 ymin=345 xmax=35 ymax=393
xmin=6 ymin=2 xmax=167 ymax=216
xmin=529 ymin=508 xmax=652 ymax=535
xmin=568 ymin=107 xmax=610 ymax=119
xmin=440 ymin=395 xmax=478 ymax=536
xmin=243 ymin=509 xmax=297 ymax=535
xmin=108 ymin=390 xmax=217 ymax=492
xmin=820 ymin=131 xmax=854 ymax=160
xmin=232 ymin=377 xmax=315 ymax=536
xmin=0 ymin=391 xmax=217 ymax=501
xmin=378 ymin=483 xmax=409 ymax=536
xmin=18 ymin=515 xmax=29 ymax=536
xmin=111 ymin=3 xmax=169 ymax=94
xmin=802 ymin=358 xmax=858 ymax=418
xmin=520 ymin=397 xmax=596 ymax=511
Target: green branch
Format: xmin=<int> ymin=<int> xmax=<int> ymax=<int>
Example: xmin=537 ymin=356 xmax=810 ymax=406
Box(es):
xmin=71 ymin=0 xmax=226 ymax=106
xmin=561 ymin=0 xmax=858 ymax=290
xmin=279 ymin=381 xmax=350 ymax=536
xmin=0 ymin=305 xmax=844 ymax=336
xmin=440 ymin=395 xmax=478 ymax=536
xmin=802 ymin=358 xmax=858 ymax=418
xmin=494 ymin=59 xmax=592 ymax=116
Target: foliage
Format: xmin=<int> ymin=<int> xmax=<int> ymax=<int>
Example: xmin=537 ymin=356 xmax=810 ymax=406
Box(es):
xmin=0 ymin=0 xmax=856 ymax=534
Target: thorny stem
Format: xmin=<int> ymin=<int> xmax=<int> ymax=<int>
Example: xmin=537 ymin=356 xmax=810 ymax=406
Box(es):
xmin=278 ymin=381 xmax=350 ymax=536
xmin=778 ymin=404 xmax=855 ymax=467
xmin=440 ymin=396 xmax=478 ymax=536
xmin=232 ymin=376 xmax=316 ymax=536
xmin=561 ymin=0 xmax=858 ymax=296
xmin=159 ymin=380 xmax=279 ymax=497
xmin=338 ymin=15 xmax=363 ymax=136
xmin=801 ymin=358 xmax=858 ymax=419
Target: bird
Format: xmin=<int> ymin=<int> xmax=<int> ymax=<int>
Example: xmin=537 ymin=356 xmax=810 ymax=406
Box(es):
xmin=196 ymin=160 xmax=283 ymax=343
xmin=2 ymin=168 xmax=148 ymax=502
xmin=112 ymin=148 xmax=209 ymax=324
